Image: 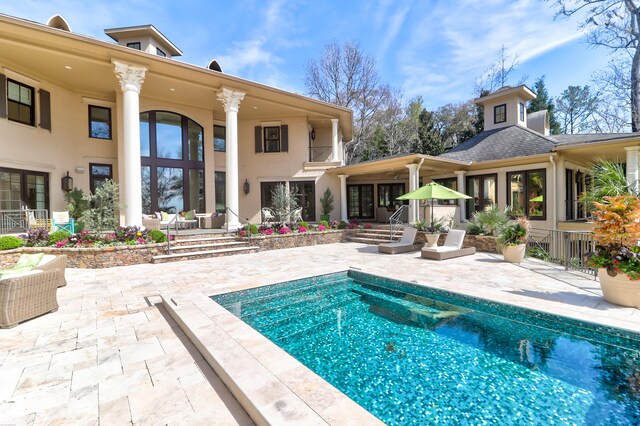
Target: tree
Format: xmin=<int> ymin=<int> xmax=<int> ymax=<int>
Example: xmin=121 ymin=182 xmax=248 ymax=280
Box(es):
xmin=556 ymin=85 xmax=599 ymax=134
xmin=591 ymin=56 xmax=633 ymax=132
xmin=551 ymin=1 xmax=640 ymax=131
xmin=413 ymin=109 xmax=445 ymax=156
xmin=305 ymin=40 xmax=392 ymax=163
xmin=434 ymin=102 xmax=479 ymax=149
xmin=527 ymin=76 xmax=561 ymax=134
xmin=475 ymin=46 xmax=527 ymax=93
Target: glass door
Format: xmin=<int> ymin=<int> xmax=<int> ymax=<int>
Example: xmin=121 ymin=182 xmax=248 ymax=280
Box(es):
xmin=291 ymin=181 xmax=315 ymax=221
xmin=347 ymin=184 xmax=374 ymax=219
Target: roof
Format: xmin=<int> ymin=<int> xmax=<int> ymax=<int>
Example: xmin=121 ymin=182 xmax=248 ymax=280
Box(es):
xmin=439 ymin=125 xmax=556 ymax=162
xmin=473 ymin=85 xmax=536 ymax=106
xmin=552 ymin=133 xmax=639 ymax=146
xmin=104 ymin=24 xmax=183 ymax=57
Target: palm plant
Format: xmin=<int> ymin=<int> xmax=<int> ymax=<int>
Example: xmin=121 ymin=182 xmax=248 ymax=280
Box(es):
xmin=467 ymin=205 xmax=511 ymax=236
xmin=581 ymin=159 xmax=635 ymax=212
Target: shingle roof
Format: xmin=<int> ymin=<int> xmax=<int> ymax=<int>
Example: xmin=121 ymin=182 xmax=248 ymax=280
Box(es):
xmin=439 ymin=125 xmax=556 ymax=162
xmin=552 ymin=133 xmax=639 ymax=146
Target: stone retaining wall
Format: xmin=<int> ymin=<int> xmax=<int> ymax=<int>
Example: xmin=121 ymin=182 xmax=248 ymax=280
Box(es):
xmin=243 ymin=230 xmax=347 ymax=251
xmin=415 ymin=232 xmax=498 ymax=253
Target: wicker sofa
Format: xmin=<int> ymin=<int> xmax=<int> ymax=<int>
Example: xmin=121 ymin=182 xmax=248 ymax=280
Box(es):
xmin=0 ymin=269 xmax=62 ymax=328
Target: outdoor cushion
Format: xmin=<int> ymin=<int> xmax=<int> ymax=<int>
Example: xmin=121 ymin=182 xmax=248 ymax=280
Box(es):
xmin=14 ymin=253 xmax=45 ymax=269
xmin=0 ymin=266 xmax=35 ymax=278
xmin=161 ymin=212 xmax=169 ymax=221
xmin=184 ymin=210 xmax=195 ymax=220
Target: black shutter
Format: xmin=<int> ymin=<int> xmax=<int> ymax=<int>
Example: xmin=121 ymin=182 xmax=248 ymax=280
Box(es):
xmin=39 ymin=89 xmax=51 ymax=131
xmin=281 ymin=124 xmax=288 ymax=152
xmin=255 ymin=126 xmax=263 ymax=153
xmin=0 ymin=74 xmax=6 ymax=118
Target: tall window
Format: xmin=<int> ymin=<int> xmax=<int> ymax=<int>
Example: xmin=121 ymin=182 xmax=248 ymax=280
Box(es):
xmin=466 ymin=174 xmax=497 ymax=219
xmin=127 ymin=42 xmax=141 ymax=50
xmin=7 ymin=79 xmax=35 ymax=126
xmin=215 ymin=171 xmax=225 ymax=213
xmin=263 ymin=126 xmax=281 ymax=152
xmin=347 ymin=184 xmax=374 ymax=219
xmin=214 ymin=125 xmax=226 ymax=151
xmin=89 ymin=163 xmax=113 ymax=193
xmin=433 ymin=178 xmax=457 ymax=205
xmin=0 ymin=167 xmax=48 ymax=211
xmin=519 ymin=102 xmax=525 ymax=121
xmin=494 ymin=104 xmax=506 ymax=124
xmin=507 ymin=169 xmax=546 ymax=219
xmin=377 ymin=183 xmax=405 ymax=208
xmin=139 ymin=111 xmax=204 ymax=213
xmin=88 ymin=106 xmax=112 ymax=139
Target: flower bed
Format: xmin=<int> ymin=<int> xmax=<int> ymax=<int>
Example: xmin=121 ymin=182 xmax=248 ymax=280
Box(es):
xmin=239 ymin=229 xmax=347 ymax=251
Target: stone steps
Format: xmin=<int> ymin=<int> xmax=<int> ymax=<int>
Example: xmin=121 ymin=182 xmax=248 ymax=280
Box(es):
xmin=346 ymin=228 xmax=407 ymax=245
xmin=152 ymin=245 xmax=259 ymax=263
xmin=170 ymin=236 xmax=238 ymax=247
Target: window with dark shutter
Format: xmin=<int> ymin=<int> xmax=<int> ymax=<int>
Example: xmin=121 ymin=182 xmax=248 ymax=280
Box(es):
xmin=255 ymin=126 xmax=263 ymax=153
xmin=39 ymin=89 xmax=51 ymax=131
xmin=0 ymin=74 xmax=6 ymax=119
xmin=281 ymin=125 xmax=288 ymax=152
xmin=7 ymin=79 xmax=35 ymax=126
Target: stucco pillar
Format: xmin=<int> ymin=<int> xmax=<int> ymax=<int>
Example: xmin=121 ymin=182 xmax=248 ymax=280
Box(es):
xmin=455 ymin=170 xmax=466 ymax=223
xmin=217 ymin=87 xmax=245 ymax=231
xmin=338 ymin=128 xmax=345 ymax=166
xmin=625 ymin=146 xmax=640 ymax=194
xmin=406 ymin=164 xmax=419 ymax=223
xmin=112 ymin=60 xmax=147 ymax=227
xmin=331 ymin=119 xmax=340 ymax=162
xmin=338 ymin=174 xmax=349 ymax=221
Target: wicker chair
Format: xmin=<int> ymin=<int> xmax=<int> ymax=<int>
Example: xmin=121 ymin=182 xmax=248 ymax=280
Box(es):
xmin=37 ymin=255 xmax=68 ymax=287
xmin=0 ymin=269 xmax=62 ymax=328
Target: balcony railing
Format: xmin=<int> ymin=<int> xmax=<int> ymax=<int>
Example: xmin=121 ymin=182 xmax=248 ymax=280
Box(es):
xmin=0 ymin=209 xmax=50 ymax=235
xmin=308 ymin=145 xmax=332 ymax=162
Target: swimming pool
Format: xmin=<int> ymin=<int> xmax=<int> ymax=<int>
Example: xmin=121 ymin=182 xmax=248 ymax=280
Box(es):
xmin=212 ymin=270 xmax=640 ymax=425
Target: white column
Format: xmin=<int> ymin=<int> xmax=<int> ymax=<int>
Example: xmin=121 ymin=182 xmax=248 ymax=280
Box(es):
xmin=406 ymin=164 xmax=419 ymax=223
xmin=217 ymin=87 xmax=246 ymax=231
xmin=455 ymin=170 xmax=466 ymax=223
xmin=625 ymin=146 xmax=640 ymax=194
xmin=338 ymin=174 xmax=349 ymax=221
xmin=113 ymin=60 xmax=147 ymax=227
xmin=331 ymin=119 xmax=340 ymax=162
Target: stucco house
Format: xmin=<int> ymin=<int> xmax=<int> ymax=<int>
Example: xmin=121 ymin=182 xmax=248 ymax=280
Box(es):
xmin=329 ymin=85 xmax=640 ymax=231
xmin=0 ymin=13 xmax=351 ymax=231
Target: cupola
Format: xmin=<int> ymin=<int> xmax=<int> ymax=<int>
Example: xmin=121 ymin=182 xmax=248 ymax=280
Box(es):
xmin=473 ymin=85 xmax=536 ymax=132
xmin=104 ymin=25 xmax=182 ymax=58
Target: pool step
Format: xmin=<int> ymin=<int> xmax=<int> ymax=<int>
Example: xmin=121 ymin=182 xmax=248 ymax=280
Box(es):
xmin=152 ymin=245 xmax=259 ymax=263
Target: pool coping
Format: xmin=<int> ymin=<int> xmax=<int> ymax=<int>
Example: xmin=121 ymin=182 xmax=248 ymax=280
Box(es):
xmin=161 ymin=289 xmax=383 ymax=426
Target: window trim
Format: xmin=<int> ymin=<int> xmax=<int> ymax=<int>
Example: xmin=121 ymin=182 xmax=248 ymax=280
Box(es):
xmin=519 ymin=102 xmax=525 ymax=122
xmin=156 ymin=47 xmax=166 ymax=57
xmin=377 ymin=183 xmax=406 ymax=208
xmin=506 ymin=168 xmax=546 ymax=220
xmin=89 ymin=163 xmax=113 ymax=194
xmin=465 ymin=173 xmax=498 ymax=220
xmin=127 ymin=42 xmax=141 ymax=50
xmin=494 ymin=104 xmax=506 ymax=124
xmin=263 ymin=126 xmax=281 ymax=153
xmin=214 ymin=124 xmax=226 ymax=152
xmin=88 ymin=105 xmax=112 ymax=140
xmin=7 ymin=78 xmax=35 ymax=126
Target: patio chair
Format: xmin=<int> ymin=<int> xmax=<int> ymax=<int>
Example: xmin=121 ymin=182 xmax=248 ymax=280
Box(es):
xmin=421 ymin=229 xmax=476 ymax=261
xmin=0 ymin=269 xmax=62 ymax=328
xmin=378 ymin=226 xmax=423 ymax=254
xmin=290 ymin=207 xmax=303 ymax=223
xmin=262 ymin=207 xmax=275 ymax=224
xmin=0 ymin=253 xmax=68 ymax=287
xmin=51 ymin=211 xmax=74 ymax=233
xmin=198 ymin=212 xmax=226 ymax=229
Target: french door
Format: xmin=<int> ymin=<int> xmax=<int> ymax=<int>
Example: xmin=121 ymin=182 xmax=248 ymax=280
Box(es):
xmin=347 ymin=184 xmax=374 ymax=219
xmin=0 ymin=167 xmax=49 ymax=211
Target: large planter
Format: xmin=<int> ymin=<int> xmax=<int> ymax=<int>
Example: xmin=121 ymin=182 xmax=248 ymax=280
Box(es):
xmin=502 ymin=244 xmax=526 ymax=264
xmin=598 ymin=268 xmax=640 ymax=308
xmin=424 ymin=233 xmax=441 ymax=248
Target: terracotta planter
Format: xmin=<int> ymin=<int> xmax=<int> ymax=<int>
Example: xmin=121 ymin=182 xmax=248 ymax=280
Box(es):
xmin=598 ymin=268 xmax=640 ymax=308
xmin=502 ymin=244 xmax=526 ymax=264
xmin=424 ymin=233 xmax=440 ymax=248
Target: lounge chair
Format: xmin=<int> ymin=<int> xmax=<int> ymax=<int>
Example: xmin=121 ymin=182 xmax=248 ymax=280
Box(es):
xmin=421 ymin=229 xmax=476 ymax=260
xmin=378 ymin=226 xmax=423 ymax=254
xmin=0 ymin=254 xmax=68 ymax=287
xmin=0 ymin=269 xmax=62 ymax=328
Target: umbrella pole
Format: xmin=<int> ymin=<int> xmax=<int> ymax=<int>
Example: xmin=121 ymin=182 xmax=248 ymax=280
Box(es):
xmin=431 ymin=199 xmax=435 ymax=231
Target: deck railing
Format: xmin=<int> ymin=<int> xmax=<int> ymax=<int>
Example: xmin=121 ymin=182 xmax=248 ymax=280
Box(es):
xmin=528 ymin=228 xmax=596 ymax=276
xmin=308 ymin=145 xmax=332 ymax=162
xmin=0 ymin=209 xmax=49 ymax=235
xmin=389 ymin=205 xmax=409 ymax=240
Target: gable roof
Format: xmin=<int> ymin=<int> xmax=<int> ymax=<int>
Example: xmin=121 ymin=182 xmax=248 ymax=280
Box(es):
xmin=439 ymin=125 xmax=556 ymax=162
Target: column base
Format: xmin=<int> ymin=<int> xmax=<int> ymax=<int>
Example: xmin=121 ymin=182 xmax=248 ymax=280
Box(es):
xmin=225 ymin=220 xmax=242 ymax=232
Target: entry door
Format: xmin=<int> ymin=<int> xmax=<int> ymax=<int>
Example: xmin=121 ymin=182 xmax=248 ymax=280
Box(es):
xmin=291 ymin=181 xmax=315 ymax=221
xmin=347 ymin=184 xmax=374 ymax=219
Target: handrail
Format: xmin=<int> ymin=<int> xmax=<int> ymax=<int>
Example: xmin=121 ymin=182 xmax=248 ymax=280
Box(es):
xmin=389 ymin=205 xmax=409 ymax=240
xmin=164 ymin=214 xmax=179 ymax=254
xmin=226 ymin=207 xmax=253 ymax=241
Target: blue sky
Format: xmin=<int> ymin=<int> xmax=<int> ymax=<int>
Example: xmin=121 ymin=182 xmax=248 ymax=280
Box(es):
xmin=3 ymin=0 xmax=614 ymax=109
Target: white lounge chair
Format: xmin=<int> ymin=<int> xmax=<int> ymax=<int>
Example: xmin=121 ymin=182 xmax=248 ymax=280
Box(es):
xmin=378 ymin=226 xmax=423 ymax=254
xmin=421 ymin=229 xmax=476 ymax=260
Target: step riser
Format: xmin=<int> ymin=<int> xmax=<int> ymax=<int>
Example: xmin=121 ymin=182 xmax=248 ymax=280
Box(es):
xmin=168 ymin=242 xmax=246 ymax=252
xmin=152 ymin=248 xmax=257 ymax=263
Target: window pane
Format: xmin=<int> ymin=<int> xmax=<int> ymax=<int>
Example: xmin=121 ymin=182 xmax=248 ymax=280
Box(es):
xmin=91 ymin=165 xmax=112 ymax=176
xmin=188 ymin=119 xmax=203 ymax=161
xmin=528 ymin=171 xmax=545 ymax=217
xmin=467 ymin=177 xmax=480 ymax=217
xmin=20 ymin=85 xmax=31 ymax=104
xmin=157 ymin=167 xmax=183 ymax=212
xmin=7 ymin=81 xmax=19 ymax=101
xmin=264 ymin=126 xmax=280 ymax=152
xmin=140 ymin=113 xmax=150 ymax=156
xmin=348 ymin=186 xmax=360 ymax=217
xmin=214 ymin=125 xmax=226 ymax=151
xmin=361 ymin=185 xmax=374 ymax=218
xmin=434 ymin=178 xmax=457 ymax=205
xmin=215 ymin=171 xmax=226 ymax=213
xmin=141 ymin=166 xmax=151 ymax=213
xmin=90 ymin=106 xmax=111 ymax=139
xmin=509 ymin=173 xmax=525 ymax=216
xmin=483 ymin=176 xmax=496 ymax=208
xmin=189 ymin=169 xmax=204 ymax=212
xmin=156 ymin=112 xmax=183 ymax=159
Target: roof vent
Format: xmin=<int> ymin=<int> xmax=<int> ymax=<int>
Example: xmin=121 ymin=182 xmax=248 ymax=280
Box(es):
xmin=46 ymin=15 xmax=71 ymax=32
xmin=207 ymin=59 xmax=223 ymax=72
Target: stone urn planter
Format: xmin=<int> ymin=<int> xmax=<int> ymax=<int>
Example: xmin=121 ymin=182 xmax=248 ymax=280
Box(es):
xmin=424 ymin=233 xmax=441 ymax=248
xmin=598 ymin=269 xmax=640 ymax=308
xmin=502 ymin=244 xmax=526 ymax=264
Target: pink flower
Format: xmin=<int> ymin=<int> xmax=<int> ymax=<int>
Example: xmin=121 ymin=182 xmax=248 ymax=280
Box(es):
xmin=279 ymin=227 xmax=291 ymax=234
xmin=364 ymin=223 xmax=372 ymax=229
xmin=318 ymin=224 xmax=327 ymax=231
xmin=55 ymin=239 xmax=68 ymax=248
xmin=299 ymin=226 xmax=307 ymax=233
xmin=239 ymin=230 xmax=246 ymax=237
xmin=265 ymin=228 xmax=273 ymax=235
xmin=137 ymin=238 xmax=145 ymax=244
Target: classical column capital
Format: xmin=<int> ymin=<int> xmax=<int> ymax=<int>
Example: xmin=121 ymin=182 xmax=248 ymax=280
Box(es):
xmin=454 ymin=170 xmax=466 ymax=176
xmin=112 ymin=60 xmax=147 ymax=94
xmin=337 ymin=174 xmax=349 ymax=180
xmin=217 ymin=87 xmax=245 ymax=113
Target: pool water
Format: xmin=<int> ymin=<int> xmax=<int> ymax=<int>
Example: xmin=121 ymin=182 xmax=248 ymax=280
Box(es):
xmin=212 ymin=271 xmax=640 ymax=425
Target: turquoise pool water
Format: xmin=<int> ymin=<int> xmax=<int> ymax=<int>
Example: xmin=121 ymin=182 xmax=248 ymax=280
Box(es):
xmin=212 ymin=270 xmax=640 ymax=425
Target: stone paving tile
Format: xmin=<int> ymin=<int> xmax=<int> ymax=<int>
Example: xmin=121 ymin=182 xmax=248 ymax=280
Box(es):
xmin=1 ymin=243 xmax=638 ymax=424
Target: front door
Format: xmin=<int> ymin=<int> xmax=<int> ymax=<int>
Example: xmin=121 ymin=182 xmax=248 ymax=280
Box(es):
xmin=347 ymin=184 xmax=374 ymax=219
xmin=291 ymin=181 xmax=315 ymax=221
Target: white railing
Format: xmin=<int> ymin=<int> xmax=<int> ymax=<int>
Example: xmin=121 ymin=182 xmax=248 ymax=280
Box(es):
xmin=0 ymin=209 xmax=49 ymax=235
xmin=389 ymin=205 xmax=409 ymax=240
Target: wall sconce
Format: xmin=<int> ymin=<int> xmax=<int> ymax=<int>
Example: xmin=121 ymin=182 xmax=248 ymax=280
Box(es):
xmin=243 ymin=179 xmax=250 ymax=195
xmin=61 ymin=171 xmax=73 ymax=192
xmin=311 ymin=129 xmax=316 ymax=140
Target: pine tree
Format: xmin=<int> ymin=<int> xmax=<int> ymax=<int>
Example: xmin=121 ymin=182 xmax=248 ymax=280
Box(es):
xmin=528 ymin=77 xmax=560 ymax=134
xmin=414 ymin=109 xmax=445 ymax=156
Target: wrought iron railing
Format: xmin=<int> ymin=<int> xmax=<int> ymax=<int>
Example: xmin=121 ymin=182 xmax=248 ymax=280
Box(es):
xmin=164 ymin=214 xmax=179 ymax=254
xmin=527 ymin=228 xmax=596 ymax=276
xmin=389 ymin=205 xmax=409 ymax=240
xmin=226 ymin=207 xmax=253 ymax=241
xmin=308 ymin=145 xmax=332 ymax=162
xmin=0 ymin=209 xmax=49 ymax=235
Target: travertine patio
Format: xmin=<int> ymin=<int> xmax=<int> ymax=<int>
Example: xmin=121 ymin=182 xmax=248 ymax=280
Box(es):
xmin=1 ymin=242 xmax=638 ymax=425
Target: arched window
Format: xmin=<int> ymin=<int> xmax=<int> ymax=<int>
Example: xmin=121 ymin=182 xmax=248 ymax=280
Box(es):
xmin=140 ymin=111 xmax=204 ymax=213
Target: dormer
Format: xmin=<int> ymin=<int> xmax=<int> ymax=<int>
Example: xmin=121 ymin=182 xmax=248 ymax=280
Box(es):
xmin=473 ymin=85 xmax=536 ymax=131
xmin=104 ymin=25 xmax=182 ymax=58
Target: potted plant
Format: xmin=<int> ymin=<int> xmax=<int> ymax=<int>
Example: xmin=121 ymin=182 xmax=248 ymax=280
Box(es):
xmin=586 ymin=195 xmax=640 ymax=307
xmin=319 ymin=188 xmax=334 ymax=222
xmin=415 ymin=219 xmax=447 ymax=248
xmin=498 ymin=217 xmax=529 ymax=264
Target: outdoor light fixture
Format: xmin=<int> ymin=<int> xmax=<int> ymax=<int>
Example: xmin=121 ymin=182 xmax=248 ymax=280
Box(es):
xmin=311 ymin=129 xmax=316 ymax=140
xmin=243 ymin=179 xmax=250 ymax=195
xmin=61 ymin=171 xmax=73 ymax=192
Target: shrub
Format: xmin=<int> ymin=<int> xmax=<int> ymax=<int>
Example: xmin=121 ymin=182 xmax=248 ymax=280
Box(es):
xmin=363 ymin=223 xmax=372 ymax=229
xmin=270 ymin=184 xmax=299 ymax=223
xmin=320 ymin=188 xmax=334 ymax=215
xmin=337 ymin=220 xmax=348 ymax=230
xmin=0 ymin=236 xmax=24 ymax=251
xmin=297 ymin=221 xmax=309 ymax=229
xmin=65 ymin=187 xmax=89 ymax=231
xmin=82 ymin=179 xmax=123 ymax=232
xmin=148 ymin=230 xmax=167 ymax=243
xmin=48 ymin=230 xmax=71 ymax=245
xmin=22 ymin=228 xmax=49 ymax=246
xmin=467 ymin=205 xmax=511 ymax=236
xmin=244 ymin=224 xmax=259 ymax=235
xmin=497 ymin=217 xmax=529 ymax=247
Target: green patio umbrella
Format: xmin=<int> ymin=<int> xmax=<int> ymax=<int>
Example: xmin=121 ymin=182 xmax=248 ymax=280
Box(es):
xmin=529 ymin=195 xmax=544 ymax=202
xmin=397 ymin=182 xmax=471 ymax=231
